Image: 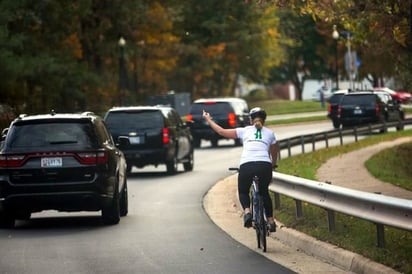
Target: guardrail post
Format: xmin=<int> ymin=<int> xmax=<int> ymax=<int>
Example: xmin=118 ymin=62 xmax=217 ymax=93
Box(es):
xmin=311 ymin=134 xmax=315 ymax=151
xmin=327 ymin=210 xmax=336 ymax=232
xmin=274 ymin=192 xmax=280 ymax=209
xmin=338 ymin=128 xmax=343 ymax=145
xmin=300 ymin=136 xmax=305 ymax=154
xmin=287 ymin=139 xmax=291 ymax=157
xmin=324 ymin=133 xmax=329 ymax=148
xmin=353 ymin=127 xmax=358 ymax=142
xmin=376 ymin=223 xmax=385 ymax=248
xmin=295 ymin=199 xmax=303 ymax=219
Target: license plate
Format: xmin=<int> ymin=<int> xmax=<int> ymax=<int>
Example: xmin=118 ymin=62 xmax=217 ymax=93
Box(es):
xmin=129 ymin=136 xmax=143 ymax=144
xmin=41 ymin=157 xmax=63 ymax=168
xmin=354 ymin=109 xmax=363 ymax=114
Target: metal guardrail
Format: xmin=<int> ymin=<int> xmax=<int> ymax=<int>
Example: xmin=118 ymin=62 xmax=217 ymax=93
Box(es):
xmin=269 ymin=118 xmax=412 ymax=247
xmin=277 ymin=118 xmax=412 ymax=158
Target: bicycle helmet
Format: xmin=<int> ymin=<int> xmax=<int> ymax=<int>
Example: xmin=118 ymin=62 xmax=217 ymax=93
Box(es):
xmin=249 ymin=107 xmax=267 ymax=121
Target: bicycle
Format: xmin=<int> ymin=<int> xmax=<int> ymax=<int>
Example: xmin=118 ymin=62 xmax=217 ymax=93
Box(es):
xmin=229 ymin=167 xmax=270 ymax=252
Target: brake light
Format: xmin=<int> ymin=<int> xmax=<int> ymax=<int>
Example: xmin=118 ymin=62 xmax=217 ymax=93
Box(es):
xmin=327 ymin=103 xmax=331 ymax=114
xmin=162 ymin=128 xmax=170 ymax=144
xmin=0 ymin=155 xmax=26 ymax=168
xmin=228 ymin=112 xmax=236 ymax=127
xmin=204 ymin=101 xmax=217 ymax=105
xmin=77 ymin=151 xmax=108 ymax=165
xmin=186 ymin=114 xmax=193 ymax=122
xmin=375 ymin=103 xmax=380 ymax=114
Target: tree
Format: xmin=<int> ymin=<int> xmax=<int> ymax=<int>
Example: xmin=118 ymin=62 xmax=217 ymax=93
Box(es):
xmin=173 ymin=0 xmax=285 ymax=99
xmin=268 ymin=10 xmax=329 ymax=99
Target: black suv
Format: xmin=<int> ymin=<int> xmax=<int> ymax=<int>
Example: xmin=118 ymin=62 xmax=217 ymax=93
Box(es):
xmin=338 ymin=91 xmax=405 ymax=130
xmin=0 ymin=111 xmax=128 ymax=227
xmin=186 ymin=98 xmax=250 ymax=147
xmin=104 ymin=106 xmax=194 ymax=175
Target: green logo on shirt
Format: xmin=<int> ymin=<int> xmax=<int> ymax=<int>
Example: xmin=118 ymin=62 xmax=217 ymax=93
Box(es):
xmin=255 ymin=129 xmax=262 ymax=139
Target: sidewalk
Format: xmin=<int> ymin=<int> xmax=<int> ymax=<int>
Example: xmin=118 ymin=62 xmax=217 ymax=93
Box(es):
xmin=204 ymin=137 xmax=412 ymax=274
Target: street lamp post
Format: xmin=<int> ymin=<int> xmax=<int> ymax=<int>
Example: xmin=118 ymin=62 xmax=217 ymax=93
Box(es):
xmin=118 ymin=37 xmax=127 ymax=105
xmin=332 ymin=25 xmax=339 ymax=90
xmin=332 ymin=25 xmax=355 ymax=91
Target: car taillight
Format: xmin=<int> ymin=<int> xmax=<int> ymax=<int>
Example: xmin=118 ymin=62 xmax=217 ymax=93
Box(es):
xmin=0 ymin=155 xmax=26 ymax=168
xmin=375 ymin=103 xmax=380 ymax=114
xmin=327 ymin=103 xmax=331 ymax=113
xmin=162 ymin=128 xmax=170 ymax=144
xmin=228 ymin=112 xmax=236 ymax=127
xmin=186 ymin=114 xmax=193 ymax=122
xmin=77 ymin=151 xmax=108 ymax=165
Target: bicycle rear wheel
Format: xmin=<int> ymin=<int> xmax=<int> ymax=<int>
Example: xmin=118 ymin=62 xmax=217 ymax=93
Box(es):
xmin=251 ymin=193 xmax=261 ymax=249
xmin=258 ymin=197 xmax=267 ymax=252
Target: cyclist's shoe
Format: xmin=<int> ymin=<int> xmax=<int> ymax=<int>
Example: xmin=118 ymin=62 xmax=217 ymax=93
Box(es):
xmin=243 ymin=212 xmax=252 ymax=228
xmin=268 ymin=222 xmax=276 ymax=232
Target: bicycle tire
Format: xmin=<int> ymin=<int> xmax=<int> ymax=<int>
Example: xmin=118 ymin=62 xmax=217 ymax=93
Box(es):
xmin=251 ymin=191 xmax=261 ymax=249
xmin=258 ymin=196 xmax=267 ymax=252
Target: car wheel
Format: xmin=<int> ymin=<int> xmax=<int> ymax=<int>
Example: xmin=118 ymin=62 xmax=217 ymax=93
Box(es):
xmin=166 ymin=155 xmax=178 ymax=175
xmin=396 ymin=113 xmax=404 ymax=131
xmin=332 ymin=120 xmax=340 ymax=129
xmin=119 ymin=178 xmax=128 ymax=217
xmin=211 ymin=138 xmax=218 ymax=147
xmin=0 ymin=210 xmax=15 ymax=228
xmin=193 ymin=138 xmax=201 ymax=148
xmin=183 ymin=150 xmax=194 ymax=172
xmin=126 ymin=164 xmax=133 ymax=175
xmin=101 ymin=183 xmax=120 ymax=225
xmin=14 ymin=210 xmax=31 ymax=220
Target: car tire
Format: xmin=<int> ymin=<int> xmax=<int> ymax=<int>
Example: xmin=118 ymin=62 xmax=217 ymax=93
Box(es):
xmin=126 ymin=164 xmax=133 ymax=175
xmin=102 ymin=183 xmax=120 ymax=225
xmin=211 ymin=138 xmax=218 ymax=147
xmin=0 ymin=210 xmax=15 ymax=228
xmin=332 ymin=120 xmax=340 ymax=129
xmin=166 ymin=155 xmax=178 ymax=175
xmin=234 ymin=138 xmax=242 ymax=146
xmin=396 ymin=113 xmax=404 ymax=131
xmin=183 ymin=150 xmax=194 ymax=172
xmin=193 ymin=138 xmax=201 ymax=148
xmin=119 ymin=179 xmax=128 ymax=217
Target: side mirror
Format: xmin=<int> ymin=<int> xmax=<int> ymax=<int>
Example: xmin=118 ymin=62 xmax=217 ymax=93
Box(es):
xmin=1 ymin=128 xmax=9 ymax=141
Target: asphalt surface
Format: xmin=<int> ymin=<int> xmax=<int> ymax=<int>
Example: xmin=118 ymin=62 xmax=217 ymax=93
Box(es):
xmin=203 ymin=113 xmax=411 ymax=274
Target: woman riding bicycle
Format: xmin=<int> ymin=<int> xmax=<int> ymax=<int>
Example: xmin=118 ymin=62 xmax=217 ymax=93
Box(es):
xmin=202 ymin=107 xmax=278 ymax=232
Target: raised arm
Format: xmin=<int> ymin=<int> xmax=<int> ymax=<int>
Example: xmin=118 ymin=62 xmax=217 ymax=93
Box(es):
xmin=202 ymin=110 xmax=238 ymax=139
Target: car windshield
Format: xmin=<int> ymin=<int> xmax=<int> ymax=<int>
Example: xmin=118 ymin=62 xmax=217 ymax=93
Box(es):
xmin=105 ymin=110 xmax=163 ymax=131
xmin=8 ymin=121 xmax=94 ymax=148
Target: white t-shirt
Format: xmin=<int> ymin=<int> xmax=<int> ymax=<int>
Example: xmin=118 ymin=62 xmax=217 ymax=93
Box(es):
xmin=235 ymin=125 xmax=277 ymax=165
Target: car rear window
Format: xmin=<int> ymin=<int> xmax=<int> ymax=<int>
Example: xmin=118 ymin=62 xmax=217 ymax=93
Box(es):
xmin=341 ymin=94 xmax=376 ymax=105
xmin=190 ymin=102 xmax=233 ymax=114
xmin=328 ymin=94 xmax=344 ymax=104
xmin=8 ymin=121 xmax=95 ymax=148
xmin=105 ymin=110 xmax=164 ymax=131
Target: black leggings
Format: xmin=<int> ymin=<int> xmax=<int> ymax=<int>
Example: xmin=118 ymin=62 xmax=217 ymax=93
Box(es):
xmin=238 ymin=161 xmax=273 ymax=218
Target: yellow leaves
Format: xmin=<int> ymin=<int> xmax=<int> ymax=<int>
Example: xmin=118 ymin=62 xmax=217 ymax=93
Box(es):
xmin=61 ymin=33 xmax=82 ymax=60
xmin=202 ymin=43 xmax=226 ymax=59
